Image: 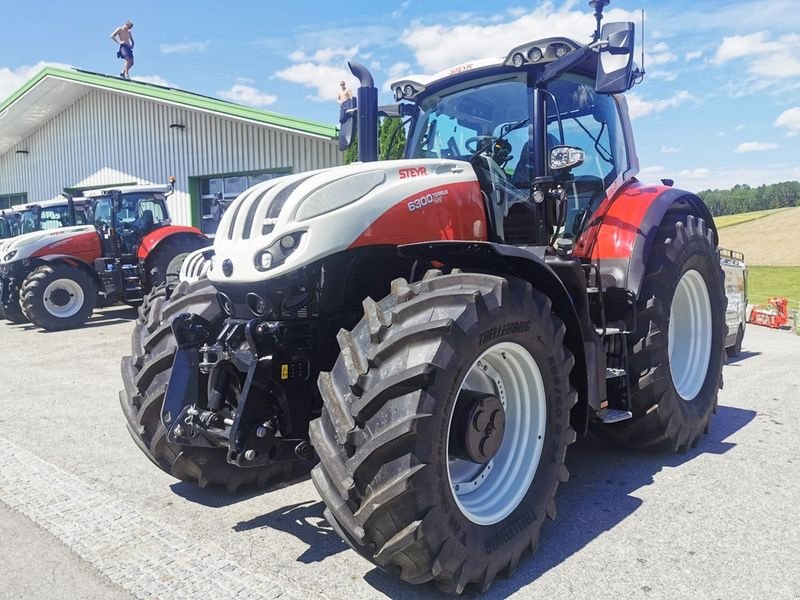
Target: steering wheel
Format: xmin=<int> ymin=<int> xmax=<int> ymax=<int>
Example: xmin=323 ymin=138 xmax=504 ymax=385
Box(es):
xmin=465 ymin=136 xmax=513 ymax=166
xmin=465 ymin=135 xmax=498 ymax=153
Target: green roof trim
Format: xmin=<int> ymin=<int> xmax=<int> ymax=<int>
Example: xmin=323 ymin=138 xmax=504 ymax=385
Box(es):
xmin=0 ymin=67 xmax=338 ymax=139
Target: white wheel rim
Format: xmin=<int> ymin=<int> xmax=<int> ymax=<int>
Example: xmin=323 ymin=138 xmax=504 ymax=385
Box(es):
xmin=165 ymin=253 xmax=190 ymax=281
xmin=668 ymin=269 xmax=712 ymax=400
xmin=43 ymin=278 xmax=85 ymax=318
xmin=447 ymin=342 xmax=547 ymax=525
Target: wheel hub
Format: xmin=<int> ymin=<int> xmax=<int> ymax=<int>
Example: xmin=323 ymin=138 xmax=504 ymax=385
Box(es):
xmin=451 ymin=392 xmax=506 ymax=464
xmin=49 ymin=287 xmax=72 ymax=307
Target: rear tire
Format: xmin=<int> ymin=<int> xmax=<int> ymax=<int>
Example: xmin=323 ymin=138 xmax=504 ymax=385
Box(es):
xmin=591 ymin=214 xmax=725 ymax=451
xmin=120 ymin=279 xmax=304 ymax=491
xmin=310 ymin=271 xmax=577 ymax=593
xmin=20 ymin=264 xmax=96 ymax=330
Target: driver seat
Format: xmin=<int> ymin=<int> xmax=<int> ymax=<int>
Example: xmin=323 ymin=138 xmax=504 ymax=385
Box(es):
xmin=510 ymin=133 xmax=560 ymax=186
xmin=134 ymin=209 xmax=155 ymax=235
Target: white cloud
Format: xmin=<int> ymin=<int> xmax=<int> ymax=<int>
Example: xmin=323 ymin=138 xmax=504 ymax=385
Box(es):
xmin=775 ymin=107 xmax=800 ymax=136
xmin=685 ymin=50 xmax=702 ymax=61
xmin=382 ymin=61 xmax=412 ymax=92
xmin=132 ymin=74 xmax=176 ymax=87
xmin=661 ymin=145 xmax=681 ymax=153
xmin=0 ymin=61 xmax=72 ymax=101
xmin=678 ymin=168 xmax=711 ymax=180
xmin=159 ymin=41 xmax=210 ymax=55
xmin=401 ymin=4 xmax=639 ymax=72
xmin=217 ymin=84 xmax=277 ymax=107
xmin=648 ymin=70 xmax=678 ymax=82
xmin=275 ymin=46 xmax=360 ymax=102
xmin=713 ymin=32 xmax=800 ymax=93
xmin=626 ymin=90 xmax=693 ymax=119
xmin=639 ymin=165 xmax=667 ymax=179
xmin=392 ymin=0 xmax=411 ymax=19
xmin=734 ymin=142 xmax=779 ymax=153
xmin=714 ymin=32 xmax=773 ymax=63
xmin=734 ymin=124 xmax=746 ymax=131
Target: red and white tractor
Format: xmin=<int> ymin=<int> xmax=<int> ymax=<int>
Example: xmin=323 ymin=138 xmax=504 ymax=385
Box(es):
xmin=0 ymin=184 xmax=209 ymax=329
xmin=120 ymin=2 xmax=726 ymax=593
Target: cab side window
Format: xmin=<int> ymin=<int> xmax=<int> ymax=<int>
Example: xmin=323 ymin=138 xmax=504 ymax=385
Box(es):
xmin=94 ymin=198 xmax=112 ymax=228
xmin=546 ymin=78 xmax=629 ymax=237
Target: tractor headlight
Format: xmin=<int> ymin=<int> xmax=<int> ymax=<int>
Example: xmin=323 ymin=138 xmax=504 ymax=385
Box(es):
xmin=254 ymin=232 xmax=305 ymax=272
xmin=295 ymin=171 xmax=385 ymax=221
xmin=257 ymin=251 xmax=273 ymax=270
xmin=2 ymin=250 xmax=16 ymax=262
xmin=512 ymin=52 xmax=525 ymax=67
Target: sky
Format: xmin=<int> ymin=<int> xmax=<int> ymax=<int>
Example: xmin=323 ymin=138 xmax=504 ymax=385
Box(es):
xmin=0 ymin=0 xmax=798 ymax=192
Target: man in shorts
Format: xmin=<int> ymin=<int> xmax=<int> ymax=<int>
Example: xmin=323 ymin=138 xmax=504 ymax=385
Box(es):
xmin=111 ymin=21 xmax=135 ymax=80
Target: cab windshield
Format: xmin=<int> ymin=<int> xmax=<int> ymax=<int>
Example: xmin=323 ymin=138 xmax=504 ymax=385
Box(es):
xmin=408 ymin=76 xmax=529 ymax=182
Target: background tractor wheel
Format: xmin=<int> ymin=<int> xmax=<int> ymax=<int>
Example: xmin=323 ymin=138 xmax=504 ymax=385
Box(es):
xmin=591 ymin=214 xmax=726 ymax=451
xmin=147 ymin=236 xmax=209 ymax=288
xmin=120 ymin=279 xmax=304 ymax=491
xmin=20 ymin=263 xmax=96 ymax=330
xmin=310 ymin=270 xmax=576 ymax=594
xmin=726 ymin=325 xmax=744 ymax=359
xmin=1 ymin=296 xmax=27 ymax=323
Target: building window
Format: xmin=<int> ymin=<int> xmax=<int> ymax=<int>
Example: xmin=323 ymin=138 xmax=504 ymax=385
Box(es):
xmin=199 ymin=171 xmax=288 ymax=234
xmin=0 ymin=193 xmax=28 ymax=210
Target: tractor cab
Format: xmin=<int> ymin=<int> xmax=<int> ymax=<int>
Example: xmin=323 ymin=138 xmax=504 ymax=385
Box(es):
xmin=392 ymin=30 xmax=638 ymax=249
xmin=88 ymin=189 xmax=171 ymax=255
xmin=0 ymin=211 xmax=19 ymax=239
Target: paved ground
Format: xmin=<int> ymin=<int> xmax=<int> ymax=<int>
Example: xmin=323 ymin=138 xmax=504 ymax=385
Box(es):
xmin=0 ymin=307 xmax=798 ymax=599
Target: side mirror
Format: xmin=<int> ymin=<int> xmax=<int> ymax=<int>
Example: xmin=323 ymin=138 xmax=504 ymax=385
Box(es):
xmin=550 ymin=145 xmax=585 ymax=172
xmin=595 ymin=21 xmax=635 ymax=94
xmin=338 ymin=97 xmax=357 ymax=151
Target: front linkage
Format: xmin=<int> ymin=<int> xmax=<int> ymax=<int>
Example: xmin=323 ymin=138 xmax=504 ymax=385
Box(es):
xmin=162 ymin=312 xmax=315 ymax=468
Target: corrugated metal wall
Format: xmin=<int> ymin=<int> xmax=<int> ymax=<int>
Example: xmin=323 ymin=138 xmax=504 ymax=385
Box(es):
xmin=0 ymin=89 xmax=341 ymax=225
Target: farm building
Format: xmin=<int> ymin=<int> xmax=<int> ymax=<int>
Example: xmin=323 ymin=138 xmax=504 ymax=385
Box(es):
xmin=0 ymin=67 xmax=341 ymax=234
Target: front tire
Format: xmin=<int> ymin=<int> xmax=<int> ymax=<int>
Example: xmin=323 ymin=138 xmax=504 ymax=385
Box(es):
xmin=592 ymin=214 xmax=726 ymax=451
xmin=20 ymin=264 xmax=96 ymax=330
xmin=310 ymin=271 xmax=576 ymax=593
xmin=120 ymin=279 xmax=303 ymax=491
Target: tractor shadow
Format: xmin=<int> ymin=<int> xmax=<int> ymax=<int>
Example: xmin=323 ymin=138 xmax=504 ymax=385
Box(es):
xmin=360 ymin=404 xmax=756 ymax=599
xmin=169 ymin=469 xmax=312 ymax=508
xmin=725 ymin=350 xmax=761 ymax=365
xmin=233 ymin=500 xmax=349 ymax=563
xmin=8 ymin=305 xmax=139 ymax=332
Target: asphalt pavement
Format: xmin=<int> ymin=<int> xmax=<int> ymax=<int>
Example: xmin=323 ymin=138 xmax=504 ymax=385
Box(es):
xmin=0 ymin=307 xmax=798 ymax=599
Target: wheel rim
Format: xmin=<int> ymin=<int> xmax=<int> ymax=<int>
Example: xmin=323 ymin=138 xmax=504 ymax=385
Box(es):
xmin=447 ymin=342 xmax=546 ymax=525
xmin=668 ymin=269 xmax=712 ymax=400
xmin=43 ymin=278 xmax=84 ymax=318
xmin=165 ymin=253 xmax=190 ymax=282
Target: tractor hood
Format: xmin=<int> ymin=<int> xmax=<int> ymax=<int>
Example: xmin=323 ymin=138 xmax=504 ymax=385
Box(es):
xmin=210 ymin=159 xmax=488 ymax=284
xmin=0 ymin=225 xmax=96 ymax=265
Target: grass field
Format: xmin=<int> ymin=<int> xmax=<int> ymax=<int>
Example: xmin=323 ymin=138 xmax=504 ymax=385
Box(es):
xmin=747 ymin=266 xmax=800 ymax=312
xmin=715 ymin=208 xmax=788 ymax=229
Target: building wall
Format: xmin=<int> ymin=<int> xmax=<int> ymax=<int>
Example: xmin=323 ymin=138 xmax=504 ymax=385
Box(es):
xmin=0 ymin=89 xmax=341 ymax=225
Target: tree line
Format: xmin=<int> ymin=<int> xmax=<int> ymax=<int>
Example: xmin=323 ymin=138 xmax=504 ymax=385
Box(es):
xmin=698 ymin=181 xmax=800 ymax=216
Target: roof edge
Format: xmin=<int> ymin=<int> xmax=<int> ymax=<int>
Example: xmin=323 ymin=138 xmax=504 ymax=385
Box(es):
xmin=0 ymin=67 xmax=338 ymax=139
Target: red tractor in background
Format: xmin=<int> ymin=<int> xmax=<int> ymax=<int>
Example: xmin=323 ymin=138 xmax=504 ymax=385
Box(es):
xmin=0 ymin=183 xmax=209 ymax=330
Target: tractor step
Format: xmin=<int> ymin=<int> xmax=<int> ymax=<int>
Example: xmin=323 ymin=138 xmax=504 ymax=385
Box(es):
xmin=597 ymin=408 xmax=633 ymax=423
xmin=596 ymin=327 xmax=623 ymax=335
xmin=605 ymin=367 xmax=626 ymax=378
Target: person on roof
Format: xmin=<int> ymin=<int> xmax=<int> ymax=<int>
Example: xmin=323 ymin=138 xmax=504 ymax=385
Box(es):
xmin=111 ymin=20 xmax=135 ymax=80
xmin=337 ymin=80 xmax=353 ymax=104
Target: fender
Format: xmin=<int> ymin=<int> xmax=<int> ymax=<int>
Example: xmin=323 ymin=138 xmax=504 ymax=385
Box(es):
xmin=137 ymin=226 xmax=208 ymax=260
xmin=573 ymin=180 xmax=717 ymax=296
xmin=399 ymin=240 xmax=602 ymax=435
